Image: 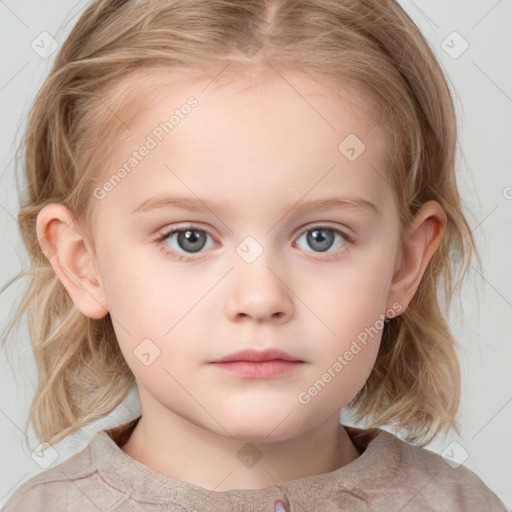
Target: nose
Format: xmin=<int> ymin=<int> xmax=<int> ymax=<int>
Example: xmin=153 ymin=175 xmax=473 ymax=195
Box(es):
xmin=224 ymin=252 xmax=294 ymax=323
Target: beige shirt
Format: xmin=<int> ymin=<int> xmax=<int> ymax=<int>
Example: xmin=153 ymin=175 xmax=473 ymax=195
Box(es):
xmin=2 ymin=416 xmax=507 ymax=511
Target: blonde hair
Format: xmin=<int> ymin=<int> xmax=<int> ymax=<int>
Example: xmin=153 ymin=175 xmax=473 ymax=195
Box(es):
xmin=1 ymin=0 xmax=480 ymax=447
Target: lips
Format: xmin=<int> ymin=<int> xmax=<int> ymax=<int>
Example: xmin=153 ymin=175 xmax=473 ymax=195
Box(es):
xmin=208 ymin=349 xmax=305 ymax=379
xmin=210 ymin=348 xmax=303 ymax=363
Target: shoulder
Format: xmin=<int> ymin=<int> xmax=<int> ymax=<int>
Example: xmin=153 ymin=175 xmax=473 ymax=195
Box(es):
xmin=2 ymin=418 xmax=142 ymax=511
xmin=358 ymin=428 xmax=507 ymax=511
xmin=2 ymin=432 xmax=122 ymax=512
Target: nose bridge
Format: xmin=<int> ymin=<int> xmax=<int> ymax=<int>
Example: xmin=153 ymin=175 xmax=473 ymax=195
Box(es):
xmin=224 ymin=234 xmax=294 ymax=322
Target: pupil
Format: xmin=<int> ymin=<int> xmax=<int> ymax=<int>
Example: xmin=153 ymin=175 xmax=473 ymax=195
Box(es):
xmin=179 ymin=229 xmax=205 ymax=253
xmin=308 ymin=229 xmax=334 ymax=252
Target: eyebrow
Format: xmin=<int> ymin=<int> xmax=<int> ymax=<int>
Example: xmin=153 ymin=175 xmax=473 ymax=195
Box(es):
xmin=131 ymin=194 xmax=380 ymax=217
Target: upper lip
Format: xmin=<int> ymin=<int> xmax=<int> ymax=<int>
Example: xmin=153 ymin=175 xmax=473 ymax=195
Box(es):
xmin=210 ymin=349 xmax=303 ymax=363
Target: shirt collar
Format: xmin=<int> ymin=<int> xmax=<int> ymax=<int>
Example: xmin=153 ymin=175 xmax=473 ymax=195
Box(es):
xmin=90 ymin=416 xmax=397 ymax=511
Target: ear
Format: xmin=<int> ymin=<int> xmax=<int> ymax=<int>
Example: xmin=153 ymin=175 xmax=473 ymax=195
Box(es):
xmin=386 ymin=200 xmax=447 ymax=313
xmin=36 ymin=203 xmax=109 ymax=319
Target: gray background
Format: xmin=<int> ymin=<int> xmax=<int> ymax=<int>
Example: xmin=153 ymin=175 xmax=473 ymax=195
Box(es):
xmin=1 ymin=0 xmax=511 ymax=508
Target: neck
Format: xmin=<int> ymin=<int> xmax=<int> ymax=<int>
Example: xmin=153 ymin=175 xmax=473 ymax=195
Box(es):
xmin=120 ymin=387 xmax=361 ymax=491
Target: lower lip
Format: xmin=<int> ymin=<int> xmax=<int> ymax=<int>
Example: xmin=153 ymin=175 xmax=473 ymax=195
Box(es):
xmin=209 ymin=359 xmax=304 ymax=379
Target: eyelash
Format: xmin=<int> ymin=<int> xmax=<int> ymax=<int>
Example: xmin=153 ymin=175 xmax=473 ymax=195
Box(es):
xmin=154 ymin=224 xmax=355 ymax=262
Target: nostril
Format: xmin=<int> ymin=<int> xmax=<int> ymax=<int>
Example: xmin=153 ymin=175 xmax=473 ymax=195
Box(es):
xmin=274 ymin=498 xmax=288 ymax=512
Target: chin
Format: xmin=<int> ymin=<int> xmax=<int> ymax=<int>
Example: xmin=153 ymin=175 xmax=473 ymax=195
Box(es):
xmin=208 ymin=409 xmax=315 ymax=444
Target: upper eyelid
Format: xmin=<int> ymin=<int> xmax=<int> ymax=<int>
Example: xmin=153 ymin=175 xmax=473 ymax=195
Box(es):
xmin=158 ymin=223 xmax=352 ymax=246
xmin=159 ymin=222 xmax=350 ymax=239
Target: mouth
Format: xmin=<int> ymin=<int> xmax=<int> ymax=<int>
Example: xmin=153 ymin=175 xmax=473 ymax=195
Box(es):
xmin=209 ymin=348 xmax=305 ymax=379
xmin=211 ymin=348 xmax=303 ymax=363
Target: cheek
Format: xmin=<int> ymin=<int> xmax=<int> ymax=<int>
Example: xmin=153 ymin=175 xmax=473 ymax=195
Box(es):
xmin=98 ymin=244 xmax=200 ymax=330
xmin=295 ymin=311 xmax=383 ymax=419
xmin=100 ymin=257 xmax=216 ymax=378
xmin=306 ymin=256 xmax=393 ymax=343
xmin=296 ymin=252 xmax=393 ymax=398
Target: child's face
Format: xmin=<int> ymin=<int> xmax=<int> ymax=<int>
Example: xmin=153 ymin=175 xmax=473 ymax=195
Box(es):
xmin=68 ymin=72 xmax=408 ymax=439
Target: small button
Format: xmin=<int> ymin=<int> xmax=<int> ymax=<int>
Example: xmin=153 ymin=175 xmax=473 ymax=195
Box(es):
xmin=274 ymin=499 xmax=288 ymax=512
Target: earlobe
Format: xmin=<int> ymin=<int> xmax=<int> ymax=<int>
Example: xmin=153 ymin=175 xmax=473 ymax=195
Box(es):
xmin=387 ymin=200 xmax=447 ymax=312
xmin=36 ymin=203 xmax=109 ymax=319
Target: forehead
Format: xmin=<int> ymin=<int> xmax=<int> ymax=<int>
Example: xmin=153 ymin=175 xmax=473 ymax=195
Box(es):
xmin=90 ymin=68 xmax=395 ymax=224
xmin=108 ymin=68 xmax=389 ymax=158
xmin=102 ymin=66 xmax=385 ymax=150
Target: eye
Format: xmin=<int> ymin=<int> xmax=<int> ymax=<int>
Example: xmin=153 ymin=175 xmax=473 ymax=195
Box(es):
xmin=294 ymin=225 xmax=351 ymax=259
xmin=156 ymin=226 xmax=217 ymax=257
xmin=155 ymin=223 xmax=353 ymax=261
